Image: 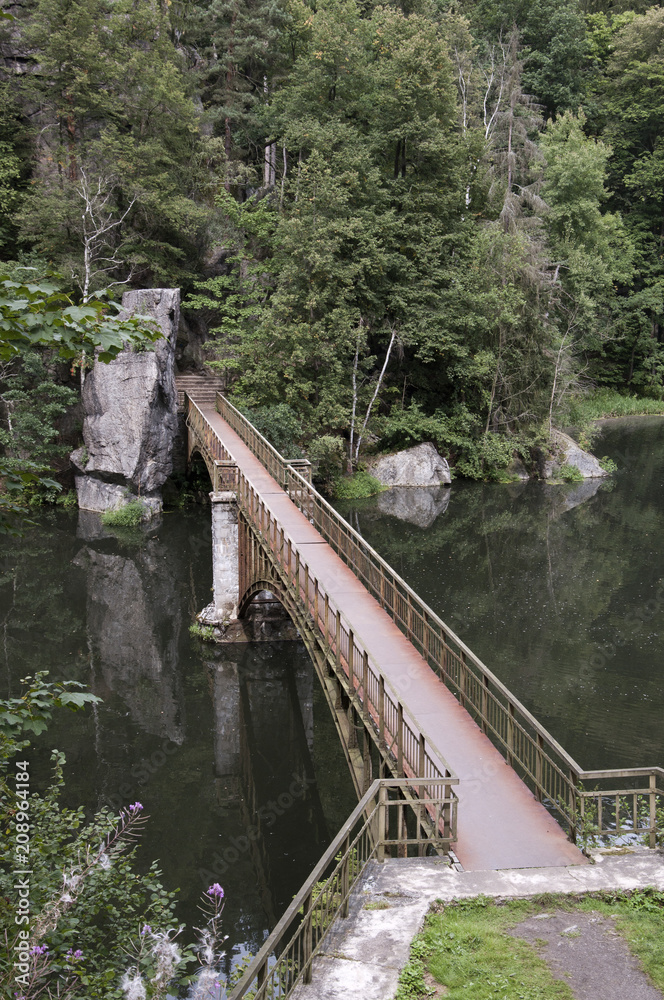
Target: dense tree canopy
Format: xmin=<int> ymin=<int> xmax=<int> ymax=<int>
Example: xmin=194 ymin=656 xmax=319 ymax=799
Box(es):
xmin=1 ymin=0 xmax=664 ymax=483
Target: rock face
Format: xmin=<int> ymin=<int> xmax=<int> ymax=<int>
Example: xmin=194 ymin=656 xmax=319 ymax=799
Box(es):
xmin=541 ymin=429 xmax=608 ymax=480
xmin=369 ymin=442 xmax=451 ymax=487
xmin=376 ymin=486 xmax=451 ymax=528
xmin=71 ymin=288 xmax=180 ymax=513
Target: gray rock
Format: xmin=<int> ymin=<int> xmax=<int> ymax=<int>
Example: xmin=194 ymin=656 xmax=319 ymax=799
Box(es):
xmin=72 ymin=288 xmax=180 ymax=513
xmin=376 ymin=486 xmax=451 ymax=528
xmin=549 ymin=429 xmax=608 ymax=479
xmin=369 ymin=443 xmax=451 ymax=487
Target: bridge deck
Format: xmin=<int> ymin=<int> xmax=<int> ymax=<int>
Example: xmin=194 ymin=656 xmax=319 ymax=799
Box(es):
xmin=202 ymin=404 xmax=586 ymax=871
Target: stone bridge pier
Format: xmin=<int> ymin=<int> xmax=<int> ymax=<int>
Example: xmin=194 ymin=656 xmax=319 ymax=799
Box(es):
xmin=199 ymin=492 xmax=239 ymax=624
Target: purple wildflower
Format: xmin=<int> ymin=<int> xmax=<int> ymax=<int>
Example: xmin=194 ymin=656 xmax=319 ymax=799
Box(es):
xmin=66 ymin=949 xmax=83 ymax=960
xmin=140 ymin=924 xmax=152 ymax=936
xmin=128 ymin=802 xmax=143 ymax=813
xmin=206 ymin=883 xmax=225 ymax=900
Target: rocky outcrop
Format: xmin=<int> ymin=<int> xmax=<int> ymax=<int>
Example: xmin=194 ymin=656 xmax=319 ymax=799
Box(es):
xmin=540 ymin=429 xmax=608 ymax=480
xmin=71 ymin=288 xmax=180 ymax=514
xmin=368 ymin=442 xmax=451 ymax=487
xmin=376 ymin=485 xmax=451 ymax=528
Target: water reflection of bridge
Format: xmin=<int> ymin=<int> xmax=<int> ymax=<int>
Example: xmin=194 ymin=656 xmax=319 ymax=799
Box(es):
xmin=181 ymin=379 xmax=664 ymax=873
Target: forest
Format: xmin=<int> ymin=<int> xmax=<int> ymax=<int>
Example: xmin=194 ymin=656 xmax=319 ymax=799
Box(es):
xmin=2 ymin=0 xmax=664 ymax=487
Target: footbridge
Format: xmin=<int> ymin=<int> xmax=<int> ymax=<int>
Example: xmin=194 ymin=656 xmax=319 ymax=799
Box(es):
xmin=180 ymin=379 xmax=663 ymax=997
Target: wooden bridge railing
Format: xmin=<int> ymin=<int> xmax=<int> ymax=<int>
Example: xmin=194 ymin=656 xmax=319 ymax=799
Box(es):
xmin=216 ymin=393 xmax=312 ymax=488
xmin=238 ymin=473 xmax=459 ymax=799
xmin=282 ymin=465 xmax=664 ymax=846
xmin=186 ymin=393 xmax=663 ymax=848
xmin=227 ymin=778 xmax=458 ymax=1000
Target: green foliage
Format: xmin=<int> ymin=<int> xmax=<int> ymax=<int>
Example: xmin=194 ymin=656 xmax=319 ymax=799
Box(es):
xmin=331 ymin=471 xmax=384 ymax=500
xmin=567 ymin=390 xmax=664 ymax=423
xmin=0 ymin=275 xmax=161 ymax=364
xmin=233 ymin=400 xmax=304 ymax=458
xmin=379 ymin=402 xmax=517 ymax=482
xmin=394 ymin=938 xmax=432 ymax=1000
xmin=0 ymin=670 xmax=99 ymax=742
xmin=559 ymin=463 xmax=584 ymax=483
xmin=189 ymin=622 xmax=217 ymax=642
xmin=0 ymin=675 xmax=192 ymax=999
xmin=307 ymin=435 xmax=346 ymax=485
xmin=100 ymin=500 xmax=149 ymax=527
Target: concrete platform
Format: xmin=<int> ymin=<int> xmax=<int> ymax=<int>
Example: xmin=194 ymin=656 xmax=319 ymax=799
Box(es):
xmin=291 ymin=850 xmax=664 ymax=1000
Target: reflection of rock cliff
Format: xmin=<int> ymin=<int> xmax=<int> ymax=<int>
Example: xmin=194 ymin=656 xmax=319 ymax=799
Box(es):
xmin=376 ymin=486 xmax=451 ymax=528
xmin=71 ymin=288 xmax=180 ymax=514
xmin=73 ymin=533 xmax=184 ymax=741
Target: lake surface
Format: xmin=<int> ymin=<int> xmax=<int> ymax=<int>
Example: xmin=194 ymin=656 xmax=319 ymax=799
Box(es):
xmin=2 ymin=416 xmax=662 ymax=985
xmin=337 ymin=417 xmax=664 ymax=773
xmin=0 ymin=509 xmax=357 ymax=983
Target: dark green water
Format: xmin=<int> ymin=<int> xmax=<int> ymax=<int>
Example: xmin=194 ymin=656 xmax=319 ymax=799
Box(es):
xmin=338 ymin=416 xmax=664 ymax=773
xmin=0 ymin=509 xmax=357 ymax=980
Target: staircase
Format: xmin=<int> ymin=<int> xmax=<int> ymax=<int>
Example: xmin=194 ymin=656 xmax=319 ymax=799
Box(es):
xmin=175 ymin=371 xmax=226 ymax=411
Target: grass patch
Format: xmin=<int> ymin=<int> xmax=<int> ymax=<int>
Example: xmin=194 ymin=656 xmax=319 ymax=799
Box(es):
xmin=100 ymin=499 xmax=148 ymax=527
xmin=331 ymin=470 xmax=385 ymax=500
xmin=398 ymin=891 xmax=664 ymax=1000
xmin=189 ymin=622 xmax=216 ymax=642
xmin=568 ymin=389 xmax=664 ymax=423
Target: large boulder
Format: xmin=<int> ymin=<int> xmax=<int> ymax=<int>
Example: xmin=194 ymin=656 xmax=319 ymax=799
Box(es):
xmin=71 ymin=289 xmax=180 ymax=514
xmin=540 ymin=429 xmax=608 ymax=480
xmin=368 ymin=442 xmax=451 ymax=487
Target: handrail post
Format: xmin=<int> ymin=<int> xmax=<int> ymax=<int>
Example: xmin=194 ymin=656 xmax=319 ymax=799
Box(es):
xmin=340 ymin=834 xmax=351 ymax=917
xmin=481 ymin=675 xmax=489 ymax=735
xmin=362 ymin=650 xmax=369 ymax=723
xmin=314 ymin=579 xmax=319 ymax=631
xmin=507 ymin=702 xmax=515 ymax=767
xmin=536 ymin=733 xmax=544 ymax=802
xmin=324 ymin=593 xmax=329 ymax=649
xmin=303 ymin=891 xmax=313 ymax=984
xmin=397 ymin=702 xmax=404 ymax=776
xmin=377 ymin=783 xmax=387 ymax=862
xmin=335 ymin=611 xmax=341 ymax=670
xmin=649 ymin=773 xmax=657 ymax=850
xmin=569 ymin=768 xmax=578 ymax=843
xmin=378 ymin=675 xmax=385 ymax=751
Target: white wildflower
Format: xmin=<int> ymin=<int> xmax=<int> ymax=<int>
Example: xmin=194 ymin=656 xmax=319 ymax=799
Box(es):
xmin=189 ymin=966 xmax=221 ymax=1000
xmin=121 ymin=971 xmax=147 ymax=1000
xmin=59 ymin=892 xmax=74 ymax=903
xmin=149 ymin=931 xmax=182 ymax=986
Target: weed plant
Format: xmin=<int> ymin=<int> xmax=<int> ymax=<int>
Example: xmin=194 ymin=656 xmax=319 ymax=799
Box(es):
xmin=101 ymin=500 xmax=148 ymax=527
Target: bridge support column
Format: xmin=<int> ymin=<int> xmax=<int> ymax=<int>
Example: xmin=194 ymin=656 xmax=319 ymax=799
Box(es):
xmin=199 ymin=492 xmax=239 ymax=623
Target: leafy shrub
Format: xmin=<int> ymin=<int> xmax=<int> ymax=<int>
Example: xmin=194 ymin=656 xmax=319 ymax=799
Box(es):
xmin=233 ymin=400 xmax=304 ymax=458
xmin=307 ymin=435 xmax=346 ymax=484
xmin=559 ymin=463 xmax=584 ymax=483
xmin=189 ymin=622 xmax=216 ymax=642
xmin=599 ymin=456 xmax=618 ymax=474
xmin=101 ymin=500 xmax=148 ymax=527
xmin=332 ymin=471 xmax=384 ymax=499
xmin=380 ymin=402 xmax=515 ymax=481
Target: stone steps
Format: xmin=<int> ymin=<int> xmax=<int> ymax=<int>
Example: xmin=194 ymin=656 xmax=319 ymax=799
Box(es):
xmin=175 ymin=372 xmax=226 ymax=408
